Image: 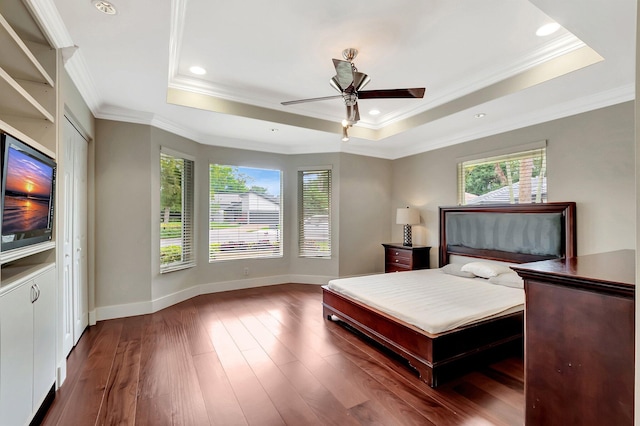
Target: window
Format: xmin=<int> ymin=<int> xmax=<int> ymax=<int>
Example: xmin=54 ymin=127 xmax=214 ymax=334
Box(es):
xmin=458 ymin=147 xmax=546 ymax=205
xmin=298 ymin=169 xmax=331 ymax=258
xmin=160 ymin=149 xmax=195 ymax=272
xmin=209 ymin=165 xmax=282 ymax=261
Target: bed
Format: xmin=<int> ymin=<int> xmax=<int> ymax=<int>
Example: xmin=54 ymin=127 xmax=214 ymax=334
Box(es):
xmin=322 ymin=202 xmax=576 ymax=387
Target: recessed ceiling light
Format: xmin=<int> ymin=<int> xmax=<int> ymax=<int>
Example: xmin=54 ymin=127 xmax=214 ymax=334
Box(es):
xmin=474 ymin=112 xmax=486 ymax=119
xmin=189 ymin=66 xmax=206 ymax=75
xmin=92 ymin=0 xmax=117 ymax=15
xmin=536 ymin=22 xmax=561 ymax=37
xmin=369 ymin=109 xmax=380 ymax=116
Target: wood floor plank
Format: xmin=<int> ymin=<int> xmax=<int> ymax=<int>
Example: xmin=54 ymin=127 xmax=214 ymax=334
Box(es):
xmin=181 ymin=301 xmax=216 ymax=356
xmin=242 ymin=347 xmax=323 ymax=426
xmin=162 ymin=308 xmax=211 ymax=425
xmin=450 ymin=380 xmax=523 ymax=426
xmin=322 ymin=329 xmax=465 ymax=426
xmin=207 ymin=317 xmax=285 ymax=425
xmin=193 ymin=351 xmax=248 ymax=426
xmin=136 ymin=312 xmax=172 ymax=400
xmin=278 ymin=361 xmax=361 ymax=426
xmin=324 ymin=352 xmax=437 ymax=426
xmin=51 ymin=319 xmax=125 ymax=426
xmin=236 ymin=313 xmax=298 ymax=366
xmin=134 ymin=393 xmax=173 ymax=426
xmin=323 ymin=315 xmax=500 ymax=426
xmin=463 ymin=371 xmax=524 ymax=411
xmin=251 ymin=306 xmax=370 ymax=409
xmin=40 ymin=322 xmax=105 ymax=426
xmin=41 ymin=284 xmax=525 ymax=426
xmin=95 ymin=339 xmax=141 ymax=425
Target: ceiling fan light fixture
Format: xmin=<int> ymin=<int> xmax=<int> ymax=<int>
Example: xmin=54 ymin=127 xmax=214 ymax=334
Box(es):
xmin=330 ymin=76 xmax=343 ymax=93
xmin=353 ymin=72 xmax=371 ymax=91
xmin=342 ymin=126 xmax=349 ymax=142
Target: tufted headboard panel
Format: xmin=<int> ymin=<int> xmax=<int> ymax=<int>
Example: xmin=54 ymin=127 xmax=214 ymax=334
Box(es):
xmin=439 ymin=202 xmax=576 ymax=267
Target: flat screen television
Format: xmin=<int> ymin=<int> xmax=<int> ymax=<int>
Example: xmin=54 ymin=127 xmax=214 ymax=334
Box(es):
xmin=0 ymin=132 xmax=56 ymax=252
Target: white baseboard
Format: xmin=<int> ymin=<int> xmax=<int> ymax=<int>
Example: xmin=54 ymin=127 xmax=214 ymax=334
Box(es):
xmin=96 ymin=300 xmax=152 ymax=321
xmin=95 ymin=275 xmax=334 ymax=321
xmin=56 ymin=359 xmax=67 ymax=389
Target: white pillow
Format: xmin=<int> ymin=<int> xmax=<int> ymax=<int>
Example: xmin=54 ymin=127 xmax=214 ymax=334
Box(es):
xmin=460 ymin=261 xmax=512 ymax=279
xmin=488 ymin=272 xmax=524 ymax=289
xmin=441 ymin=263 xmax=476 ymax=278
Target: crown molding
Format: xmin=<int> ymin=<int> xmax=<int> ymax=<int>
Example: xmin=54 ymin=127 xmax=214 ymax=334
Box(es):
xmin=389 ymin=83 xmax=634 ymax=160
xmin=64 ymin=52 xmax=102 ymax=114
xmin=25 ymin=0 xmax=73 ymax=47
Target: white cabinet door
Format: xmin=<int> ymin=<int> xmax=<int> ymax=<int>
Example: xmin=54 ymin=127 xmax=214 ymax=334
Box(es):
xmin=32 ymin=268 xmax=56 ymax=410
xmin=0 ymin=281 xmax=35 ymax=426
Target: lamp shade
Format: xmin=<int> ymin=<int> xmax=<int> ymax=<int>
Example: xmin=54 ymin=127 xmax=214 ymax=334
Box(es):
xmin=396 ymin=207 xmax=420 ymax=225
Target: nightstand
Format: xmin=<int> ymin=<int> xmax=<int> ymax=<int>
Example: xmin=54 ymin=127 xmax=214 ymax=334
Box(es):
xmin=382 ymin=243 xmax=431 ymax=273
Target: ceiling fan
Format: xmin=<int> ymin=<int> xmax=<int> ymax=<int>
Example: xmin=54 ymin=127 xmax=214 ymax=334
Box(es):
xmin=281 ymin=48 xmax=425 ymax=139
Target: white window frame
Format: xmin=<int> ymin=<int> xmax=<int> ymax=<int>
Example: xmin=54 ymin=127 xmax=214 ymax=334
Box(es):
xmin=160 ymin=147 xmax=196 ymax=273
xmin=298 ymin=167 xmax=332 ymax=258
xmin=457 ymin=142 xmax=547 ymax=205
xmin=208 ymin=164 xmax=283 ymax=262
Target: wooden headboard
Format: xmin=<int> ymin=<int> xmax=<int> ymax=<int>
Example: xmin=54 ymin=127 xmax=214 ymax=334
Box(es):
xmin=439 ymin=202 xmax=576 ymax=267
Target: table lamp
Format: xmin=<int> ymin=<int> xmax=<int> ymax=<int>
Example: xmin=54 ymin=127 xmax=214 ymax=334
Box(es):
xmin=396 ymin=207 xmax=420 ymax=246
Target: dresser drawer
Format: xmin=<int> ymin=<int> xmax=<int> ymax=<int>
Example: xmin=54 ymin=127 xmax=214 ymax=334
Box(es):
xmin=382 ymin=244 xmax=431 ymax=273
xmin=385 ymin=262 xmax=411 ymax=273
xmin=386 ymin=248 xmax=412 ymax=266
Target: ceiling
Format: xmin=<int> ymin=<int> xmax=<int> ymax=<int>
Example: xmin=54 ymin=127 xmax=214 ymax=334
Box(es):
xmin=31 ymin=0 xmax=635 ymax=159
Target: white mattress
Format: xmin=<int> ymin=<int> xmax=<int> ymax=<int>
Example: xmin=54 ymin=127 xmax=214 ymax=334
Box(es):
xmin=327 ymin=268 xmax=524 ymax=334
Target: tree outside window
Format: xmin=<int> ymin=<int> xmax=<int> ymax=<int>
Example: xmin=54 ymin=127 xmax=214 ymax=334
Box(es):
xmin=458 ymin=148 xmax=546 ymax=205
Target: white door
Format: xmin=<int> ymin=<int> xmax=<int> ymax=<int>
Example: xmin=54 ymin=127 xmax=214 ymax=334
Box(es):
xmin=62 ymin=117 xmax=88 ymax=356
xmin=72 ymin=125 xmax=88 ymax=344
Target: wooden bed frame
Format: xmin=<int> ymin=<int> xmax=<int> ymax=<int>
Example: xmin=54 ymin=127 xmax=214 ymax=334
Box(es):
xmin=322 ymin=202 xmax=576 ymax=387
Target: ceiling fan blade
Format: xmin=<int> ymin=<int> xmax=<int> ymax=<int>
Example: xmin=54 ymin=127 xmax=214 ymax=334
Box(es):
xmin=358 ymin=88 xmax=426 ymax=99
xmin=332 ymin=58 xmax=354 ymax=89
xmin=281 ymin=94 xmax=343 ymax=106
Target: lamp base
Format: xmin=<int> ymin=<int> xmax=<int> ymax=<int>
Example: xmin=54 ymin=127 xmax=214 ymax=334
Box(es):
xmin=403 ymin=224 xmax=413 ymax=246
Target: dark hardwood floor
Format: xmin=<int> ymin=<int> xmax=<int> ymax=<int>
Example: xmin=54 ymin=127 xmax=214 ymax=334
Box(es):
xmin=41 ymin=284 xmax=524 ymax=426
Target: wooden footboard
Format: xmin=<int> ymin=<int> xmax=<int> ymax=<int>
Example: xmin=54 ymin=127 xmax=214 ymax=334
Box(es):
xmin=322 ymin=285 xmax=523 ymax=387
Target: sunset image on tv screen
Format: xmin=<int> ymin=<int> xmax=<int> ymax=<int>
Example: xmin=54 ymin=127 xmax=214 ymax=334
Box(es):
xmin=2 ymin=144 xmax=54 ymax=235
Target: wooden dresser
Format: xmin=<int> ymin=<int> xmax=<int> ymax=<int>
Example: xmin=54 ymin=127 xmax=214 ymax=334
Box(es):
xmin=382 ymin=243 xmax=430 ymax=273
xmin=512 ymin=250 xmax=635 ymax=426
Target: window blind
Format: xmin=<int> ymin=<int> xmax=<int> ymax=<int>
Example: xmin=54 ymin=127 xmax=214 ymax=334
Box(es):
xmin=298 ymin=169 xmax=331 ymax=258
xmin=209 ymin=165 xmax=283 ymax=261
xmin=458 ymin=147 xmax=546 ymax=205
xmin=160 ymin=151 xmax=195 ymax=272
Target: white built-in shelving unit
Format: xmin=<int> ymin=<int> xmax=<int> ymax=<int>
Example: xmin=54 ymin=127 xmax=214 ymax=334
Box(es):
xmin=0 ymin=1 xmax=58 ymax=424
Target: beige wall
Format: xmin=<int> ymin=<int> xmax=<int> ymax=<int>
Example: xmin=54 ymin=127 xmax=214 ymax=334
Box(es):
xmin=95 ymin=121 xmax=152 ymax=308
xmin=94 ymin=121 xmax=393 ymax=313
xmin=92 ymin=101 xmax=634 ymax=315
xmin=339 ymin=153 xmax=392 ymax=276
xmin=392 ymin=101 xmax=636 ymax=267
